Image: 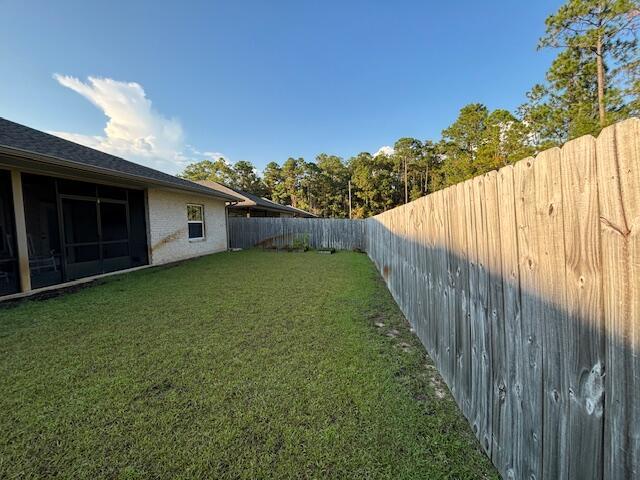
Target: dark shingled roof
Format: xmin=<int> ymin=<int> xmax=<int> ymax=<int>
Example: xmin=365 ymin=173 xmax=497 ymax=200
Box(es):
xmin=195 ymin=180 xmax=317 ymax=217
xmin=0 ymin=117 xmax=242 ymax=202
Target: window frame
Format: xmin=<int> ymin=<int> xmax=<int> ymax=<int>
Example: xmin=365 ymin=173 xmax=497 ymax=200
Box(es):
xmin=187 ymin=204 xmax=205 ymax=241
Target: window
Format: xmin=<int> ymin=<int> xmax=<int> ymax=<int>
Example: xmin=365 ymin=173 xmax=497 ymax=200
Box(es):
xmin=187 ymin=204 xmax=205 ymax=240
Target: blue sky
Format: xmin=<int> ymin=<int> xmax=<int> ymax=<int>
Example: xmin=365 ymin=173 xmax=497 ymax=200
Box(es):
xmin=0 ymin=0 xmax=562 ymax=174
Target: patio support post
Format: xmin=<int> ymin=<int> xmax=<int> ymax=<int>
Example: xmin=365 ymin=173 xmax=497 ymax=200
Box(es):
xmin=10 ymin=170 xmax=31 ymax=292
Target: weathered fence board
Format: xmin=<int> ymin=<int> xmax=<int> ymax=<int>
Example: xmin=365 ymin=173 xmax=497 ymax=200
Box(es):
xmin=462 ymin=179 xmax=477 ymax=420
xmin=484 ymin=171 xmax=505 ymax=468
xmin=532 ymin=147 xmax=569 ymax=480
xmin=426 ymin=194 xmax=439 ymax=361
xmin=560 ymin=135 xmax=604 ymax=480
xmin=472 ymin=175 xmax=493 ymax=455
xmin=513 ymin=156 xmax=544 ymax=480
xmin=597 ymin=120 xmax=640 ymax=480
xmin=496 ymin=164 xmax=523 ymax=479
xmin=435 ymin=190 xmax=451 ymax=389
xmin=452 ymin=183 xmax=471 ymax=415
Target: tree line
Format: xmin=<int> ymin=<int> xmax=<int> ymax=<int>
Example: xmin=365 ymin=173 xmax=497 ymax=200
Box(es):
xmin=180 ymin=0 xmax=639 ymax=218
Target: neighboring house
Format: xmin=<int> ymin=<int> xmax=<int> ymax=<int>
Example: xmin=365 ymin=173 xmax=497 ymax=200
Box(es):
xmin=195 ymin=180 xmax=316 ymax=218
xmin=0 ymin=118 xmax=242 ymax=300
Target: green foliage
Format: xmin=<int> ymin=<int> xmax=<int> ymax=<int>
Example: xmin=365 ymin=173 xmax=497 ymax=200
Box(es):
xmin=180 ymin=158 xmax=268 ymax=197
xmin=315 ymin=154 xmax=350 ymax=217
xmin=0 ymin=251 xmax=497 ymax=479
xmin=262 ymin=161 xmax=287 ymax=203
xmin=279 ymin=157 xmax=309 ymax=210
xmin=179 ymin=157 xmax=236 ymax=184
xmin=392 ymin=137 xmax=432 ymax=203
xmin=349 ymin=152 xmax=400 ymax=217
xmin=433 ymin=105 xmax=534 ymax=189
xmin=232 ymin=160 xmax=268 ymax=197
xmin=291 ymin=233 xmax=310 ymax=251
xmin=624 ymin=56 xmax=640 ymax=114
xmin=438 ymin=104 xmax=489 ymax=185
xmin=524 ymin=0 xmax=639 ymax=143
xmin=539 ymin=0 xmax=638 ymax=57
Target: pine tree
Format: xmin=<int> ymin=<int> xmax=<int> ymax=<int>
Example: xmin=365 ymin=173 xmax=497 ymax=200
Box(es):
xmin=539 ymin=0 xmax=639 ymax=129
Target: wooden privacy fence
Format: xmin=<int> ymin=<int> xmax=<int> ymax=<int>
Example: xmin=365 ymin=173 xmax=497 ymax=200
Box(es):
xmin=367 ymin=118 xmax=639 ymax=480
xmin=228 ymin=217 xmax=367 ymax=251
xmin=227 ymin=119 xmax=639 ymax=480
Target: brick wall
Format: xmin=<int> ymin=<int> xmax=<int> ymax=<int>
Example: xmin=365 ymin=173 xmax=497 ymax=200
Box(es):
xmin=147 ymin=188 xmax=227 ymax=265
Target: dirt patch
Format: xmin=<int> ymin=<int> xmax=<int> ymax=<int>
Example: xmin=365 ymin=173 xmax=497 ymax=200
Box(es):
xmin=430 ymin=378 xmax=447 ymax=399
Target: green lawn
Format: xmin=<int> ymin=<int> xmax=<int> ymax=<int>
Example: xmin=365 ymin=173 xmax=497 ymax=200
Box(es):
xmin=0 ymin=250 xmax=496 ymax=479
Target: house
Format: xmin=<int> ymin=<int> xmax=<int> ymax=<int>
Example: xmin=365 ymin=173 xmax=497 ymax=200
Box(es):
xmin=0 ymin=118 xmax=242 ymax=300
xmin=195 ymin=180 xmax=316 ymax=218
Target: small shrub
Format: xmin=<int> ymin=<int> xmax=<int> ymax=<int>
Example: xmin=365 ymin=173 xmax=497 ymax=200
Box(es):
xmin=292 ymin=233 xmax=310 ymax=251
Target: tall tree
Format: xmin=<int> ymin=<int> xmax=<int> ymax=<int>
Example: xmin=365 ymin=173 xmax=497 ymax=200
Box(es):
xmin=232 ymin=160 xmax=268 ymax=197
xmin=539 ymin=0 xmax=639 ymax=128
xmin=438 ymin=104 xmax=489 ymax=187
xmin=478 ymin=109 xmax=534 ymax=170
xmin=263 ymin=161 xmax=285 ymax=203
xmin=433 ymin=104 xmax=534 ymax=190
xmin=417 ymin=140 xmax=438 ymax=197
xmin=349 ymin=152 xmax=400 ymax=217
xmin=393 ymin=138 xmax=423 ymax=204
xmin=315 ymin=154 xmax=349 ymax=217
xmin=179 ymin=158 xmax=236 ymax=184
xmin=299 ymin=161 xmax=321 ymax=213
xmin=519 ymin=82 xmax=574 ymax=149
xmin=280 ymin=157 xmax=306 ymax=208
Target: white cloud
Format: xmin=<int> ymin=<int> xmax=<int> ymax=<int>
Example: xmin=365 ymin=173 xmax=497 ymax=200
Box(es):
xmin=50 ymin=74 xmax=222 ymax=174
xmin=374 ymin=145 xmax=395 ymax=157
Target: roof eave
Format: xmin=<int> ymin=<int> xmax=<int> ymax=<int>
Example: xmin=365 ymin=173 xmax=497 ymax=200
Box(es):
xmin=0 ymin=144 xmax=241 ymax=202
xmin=229 ymin=204 xmax=292 ymax=214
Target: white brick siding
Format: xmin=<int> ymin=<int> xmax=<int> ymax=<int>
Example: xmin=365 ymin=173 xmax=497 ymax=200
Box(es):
xmin=147 ymin=188 xmax=227 ymax=265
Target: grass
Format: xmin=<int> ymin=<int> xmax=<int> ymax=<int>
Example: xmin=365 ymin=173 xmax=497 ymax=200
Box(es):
xmin=0 ymin=250 xmax=497 ymax=479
